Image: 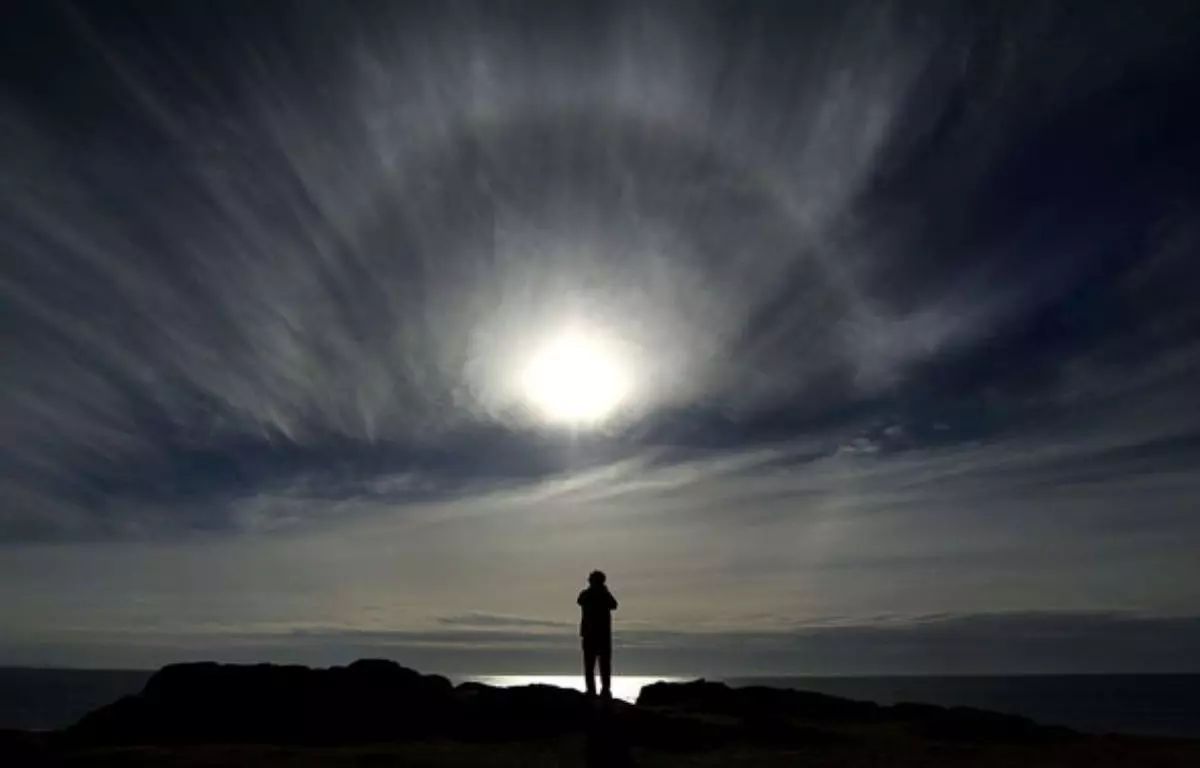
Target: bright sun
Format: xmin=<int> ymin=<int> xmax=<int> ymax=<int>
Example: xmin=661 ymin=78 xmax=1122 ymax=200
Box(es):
xmin=519 ymin=327 xmax=632 ymax=427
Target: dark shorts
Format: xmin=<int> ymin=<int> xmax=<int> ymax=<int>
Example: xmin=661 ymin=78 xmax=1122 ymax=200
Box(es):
xmin=581 ymin=636 xmax=612 ymax=655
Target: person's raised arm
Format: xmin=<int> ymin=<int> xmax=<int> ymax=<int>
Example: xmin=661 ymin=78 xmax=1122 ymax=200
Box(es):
xmin=607 ymin=591 xmax=618 ymax=611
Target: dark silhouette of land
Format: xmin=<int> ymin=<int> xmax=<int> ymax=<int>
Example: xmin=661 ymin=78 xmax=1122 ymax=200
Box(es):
xmin=2 ymin=659 xmax=1199 ymax=766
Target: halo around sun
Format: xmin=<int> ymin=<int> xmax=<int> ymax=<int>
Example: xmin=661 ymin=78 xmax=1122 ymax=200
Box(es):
xmin=517 ymin=326 xmax=633 ymax=427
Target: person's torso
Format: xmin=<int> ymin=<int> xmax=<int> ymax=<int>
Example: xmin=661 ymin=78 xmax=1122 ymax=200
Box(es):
xmin=578 ymin=588 xmax=613 ymax=638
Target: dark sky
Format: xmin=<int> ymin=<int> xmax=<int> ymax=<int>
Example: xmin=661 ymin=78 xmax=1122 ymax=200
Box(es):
xmin=2 ymin=0 xmax=1200 ymax=675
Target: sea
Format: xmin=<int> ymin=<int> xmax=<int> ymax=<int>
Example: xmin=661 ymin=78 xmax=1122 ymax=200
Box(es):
xmin=2 ymin=669 xmax=1199 ymax=739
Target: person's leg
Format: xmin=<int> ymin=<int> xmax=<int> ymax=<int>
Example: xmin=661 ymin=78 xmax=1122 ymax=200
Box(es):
xmin=599 ymin=643 xmax=612 ymax=698
xmin=583 ymin=639 xmax=598 ymax=696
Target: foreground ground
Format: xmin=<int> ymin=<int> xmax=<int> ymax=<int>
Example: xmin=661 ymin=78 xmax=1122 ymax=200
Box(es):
xmin=6 ymin=660 xmax=1200 ymax=766
xmin=7 ymin=734 xmax=1200 ymax=767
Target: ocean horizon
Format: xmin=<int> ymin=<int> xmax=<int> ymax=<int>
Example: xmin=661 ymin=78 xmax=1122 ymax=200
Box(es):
xmin=3 ymin=668 xmax=1199 ymax=738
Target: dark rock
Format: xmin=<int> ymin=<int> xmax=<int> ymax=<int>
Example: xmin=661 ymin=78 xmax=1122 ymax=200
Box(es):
xmin=895 ymin=703 xmax=1080 ymax=744
xmin=620 ymin=705 xmax=738 ymax=751
xmin=452 ymin=683 xmax=591 ymax=741
xmin=585 ymin=704 xmax=635 ymax=767
xmin=67 ymin=659 xmax=455 ymax=745
xmin=641 ymin=680 xmax=1077 ymax=745
xmin=638 ymin=679 xmax=880 ymax=722
xmin=62 ymin=660 xmax=1076 ymax=750
xmin=0 ymin=728 xmax=48 ymax=759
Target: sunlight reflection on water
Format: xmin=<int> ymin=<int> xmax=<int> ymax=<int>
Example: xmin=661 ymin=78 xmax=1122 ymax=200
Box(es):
xmin=461 ymin=675 xmax=686 ymax=704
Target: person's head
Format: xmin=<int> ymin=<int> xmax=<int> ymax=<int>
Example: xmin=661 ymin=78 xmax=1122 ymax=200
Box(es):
xmin=587 ymin=570 xmax=607 ymax=587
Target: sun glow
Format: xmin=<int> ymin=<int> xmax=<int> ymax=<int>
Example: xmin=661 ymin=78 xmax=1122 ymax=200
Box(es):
xmin=518 ymin=326 xmax=632 ymax=427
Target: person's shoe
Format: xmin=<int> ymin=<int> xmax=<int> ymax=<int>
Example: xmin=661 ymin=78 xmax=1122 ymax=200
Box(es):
xmin=600 ymin=689 xmax=613 ymax=700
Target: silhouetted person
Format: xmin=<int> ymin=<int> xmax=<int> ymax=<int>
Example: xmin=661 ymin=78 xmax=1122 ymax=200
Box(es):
xmin=578 ymin=570 xmax=618 ymax=699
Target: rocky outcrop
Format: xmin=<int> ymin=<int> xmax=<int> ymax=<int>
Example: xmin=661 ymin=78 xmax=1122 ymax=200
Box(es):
xmin=452 ymin=682 xmax=592 ymax=741
xmin=68 ymin=659 xmax=455 ymax=745
xmin=638 ymin=679 xmax=882 ymax=721
xmin=64 ymin=660 xmax=1076 ymax=749
xmin=638 ymin=679 xmax=1078 ymax=745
